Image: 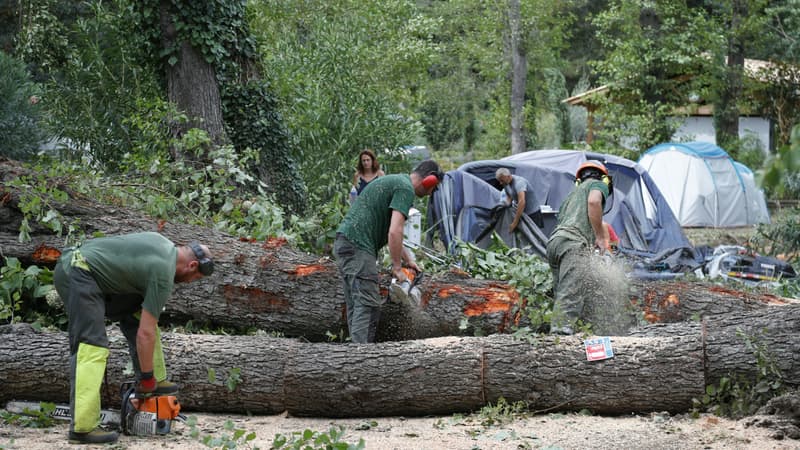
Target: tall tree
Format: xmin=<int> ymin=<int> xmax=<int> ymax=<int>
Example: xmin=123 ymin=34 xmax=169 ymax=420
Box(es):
xmin=139 ymin=0 xmax=307 ymax=212
xmin=509 ymin=0 xmax=527 ymax=154
xmin=705 ymin=0 xmax=776 ymax=151
xmin=157 ymin=1 xmax=227 ymax=149
xmin=591 ymin=0 xmax=723 ymax=153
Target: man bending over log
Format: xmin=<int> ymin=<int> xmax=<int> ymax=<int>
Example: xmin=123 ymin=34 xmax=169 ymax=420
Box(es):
xmin=334 ymin=160 xmax=443 ymax=343
xmin=53 ymin=232 xmax=214 ymax=444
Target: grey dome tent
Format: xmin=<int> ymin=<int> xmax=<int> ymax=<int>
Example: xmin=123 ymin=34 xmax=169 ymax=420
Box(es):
xmin=427 ymin=150 xmax=690 ymax=260
xmin=638 ymin=142 xmax=770 ymax=227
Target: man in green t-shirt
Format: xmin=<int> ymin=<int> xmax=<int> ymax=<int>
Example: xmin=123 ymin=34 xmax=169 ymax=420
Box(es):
xmin=334 ymin=159 xmax=443 ymax=343
xmin=546 ymin=160 xmax=611 ymax=335
xmin=53 ymin=232 xmax=214 ymax=444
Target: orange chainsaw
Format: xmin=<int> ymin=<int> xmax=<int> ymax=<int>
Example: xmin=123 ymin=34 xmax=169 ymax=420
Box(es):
xmin=119 ymin=381 xmax=185 ymax=435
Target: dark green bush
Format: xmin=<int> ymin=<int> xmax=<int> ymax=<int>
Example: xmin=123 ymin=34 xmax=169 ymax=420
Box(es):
xmin=0 ymin=51 xmax=47 ymax=160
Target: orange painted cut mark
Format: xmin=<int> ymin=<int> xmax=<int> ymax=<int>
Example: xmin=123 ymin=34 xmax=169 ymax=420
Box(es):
xmin=291 ymin=264 xmax=327 ymax=276
xmin=708 ymin=284 xmax=789 ymax=304
xmin=32 ymin=244 xmax=61 ymax=264
xmin=222 ymin=285 xmax=290 ymax=313
xmin=157 ymin=220 xmax=167 ymax=231
xmin=437 ymin=286 xmax=465 ymax=298
xmin=263 ymin=237 xmax=287 ymax=249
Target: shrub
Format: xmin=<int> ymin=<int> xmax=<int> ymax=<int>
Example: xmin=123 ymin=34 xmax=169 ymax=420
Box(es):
xmin=0 ymin=51 xmax=47 ymax=160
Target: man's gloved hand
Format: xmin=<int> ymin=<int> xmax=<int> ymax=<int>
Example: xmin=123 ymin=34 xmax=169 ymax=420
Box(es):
xmin=136 ymin=371 xmax=156 ymax=396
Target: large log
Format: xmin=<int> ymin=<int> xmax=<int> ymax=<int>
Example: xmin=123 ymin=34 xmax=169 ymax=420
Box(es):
xmin=629 ymin=279 xmax=797 ymax=323
xmin=0 ymin=159 xmax=527 ymax=341
xmin=1 ymin=158 xmax=795 ymax=342
xmin=2 ymin=304 xmax=798 ymax=417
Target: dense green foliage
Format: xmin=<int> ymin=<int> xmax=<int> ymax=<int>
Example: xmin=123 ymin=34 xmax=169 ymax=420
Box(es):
xmin=249 ymin=0 xmax=434 ymax=202
xmin=17 ymin=0 xmax=161 ymax=166
xmin=2 ymin=0 xmax=800 ymax=338
xmin=591 ymin=0 xmax=722 ymax=153
xmin=0 ymin=51 xmax=46 ymax=159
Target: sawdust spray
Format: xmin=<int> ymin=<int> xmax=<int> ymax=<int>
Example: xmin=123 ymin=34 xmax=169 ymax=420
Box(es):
xmin=576 ymin=252 xmax=636 ymax=335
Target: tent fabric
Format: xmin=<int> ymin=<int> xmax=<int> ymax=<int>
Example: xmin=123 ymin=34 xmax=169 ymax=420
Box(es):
xmin=428 ymin=149 xmax=690 ymax=259
xmin=639 ymin=142 xmax=770 ymax=227
xmin=733 ymin=162 xmax=771 ymax=225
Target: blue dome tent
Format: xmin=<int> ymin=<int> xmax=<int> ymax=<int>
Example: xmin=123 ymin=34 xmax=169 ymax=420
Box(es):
xmin=639 ymin=142 xmax=770 ymax=227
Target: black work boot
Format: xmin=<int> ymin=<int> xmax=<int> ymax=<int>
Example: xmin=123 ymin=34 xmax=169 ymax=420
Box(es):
xmin=154 ymin=379 xmax=179 ymax=395
xmin=68 ymin=429 xmax=119 ymax=444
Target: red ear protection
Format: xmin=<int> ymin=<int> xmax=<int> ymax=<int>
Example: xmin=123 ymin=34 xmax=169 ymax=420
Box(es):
xmin=422 ymin=173 xmax=440 ymax=190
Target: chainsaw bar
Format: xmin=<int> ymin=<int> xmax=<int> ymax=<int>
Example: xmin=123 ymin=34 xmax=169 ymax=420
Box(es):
xmin=4 ymin=400 xmax=120 ymax=426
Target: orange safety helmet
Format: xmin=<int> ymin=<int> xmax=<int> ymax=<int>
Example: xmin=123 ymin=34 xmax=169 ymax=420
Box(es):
xmin=575 ymin=160 xmax=608 ymax=180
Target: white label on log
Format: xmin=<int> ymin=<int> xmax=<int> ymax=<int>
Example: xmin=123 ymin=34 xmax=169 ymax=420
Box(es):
xmin=584 ymin=337 xmax=614 ymax=361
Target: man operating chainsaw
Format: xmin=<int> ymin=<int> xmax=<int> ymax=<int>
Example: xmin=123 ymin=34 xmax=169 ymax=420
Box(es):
xmin=53 ymin=232 xmax=213 ymax=444
xmin=546 ymin=160 xmax=611 ymax=335
xmin=334 ymin=159 xmax=442 ymax=343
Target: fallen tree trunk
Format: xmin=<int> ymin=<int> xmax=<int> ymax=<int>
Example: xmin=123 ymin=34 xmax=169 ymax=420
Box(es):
xmin=2 ymin=304 xmax=798 ymax=417
xmin=0 ymin=156 xmax=790 ymax=341
xmin=1 ymin=159 xmax=528 ymax=340
xmin=2 ymin=159 xmax=795 ymax=343
xmin=629 ymin=279 xmax=797 ymax=323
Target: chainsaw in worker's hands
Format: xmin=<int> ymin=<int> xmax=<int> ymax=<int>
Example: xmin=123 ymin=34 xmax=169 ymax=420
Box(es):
xmin=389 ymin=267 xmax=424 ymax=306
xmin=119 ymin=381 xmax=185 ymax=436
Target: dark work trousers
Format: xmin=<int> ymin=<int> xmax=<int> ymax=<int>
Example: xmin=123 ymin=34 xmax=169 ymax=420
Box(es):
xmin=333 ymin=234 xmax=382 ymax=343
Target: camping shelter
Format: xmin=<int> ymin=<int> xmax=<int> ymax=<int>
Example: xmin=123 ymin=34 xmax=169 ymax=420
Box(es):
xmin=638 ymin=142 xmax=770 ymax=227
xmin=428 ymin=150 xmax=690 ymax=259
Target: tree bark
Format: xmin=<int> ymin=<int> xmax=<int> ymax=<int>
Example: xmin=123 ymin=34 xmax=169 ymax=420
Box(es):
xmin=159 ymin=0 xmax=227 ymax=147
xmin=0 ymin=158 xmax=527 ymax=341
xmin=1 ymin=157 xmax=796 ymax=342
xmin=629 ymin=279 xmax=798 ymax=323
xmin=2 ymin=303 xmax=798 ymax=417
xmin=508 ymin=0 xmax=527 ymax=155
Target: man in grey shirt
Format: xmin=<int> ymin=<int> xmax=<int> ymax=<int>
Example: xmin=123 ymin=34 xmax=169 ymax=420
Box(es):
xmin=496 ymin=168 xmax=543 ymax=230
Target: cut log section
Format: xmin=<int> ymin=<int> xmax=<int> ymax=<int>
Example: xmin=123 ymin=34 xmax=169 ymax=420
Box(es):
xmin=2 ymin=304 xmax=798 ymax=417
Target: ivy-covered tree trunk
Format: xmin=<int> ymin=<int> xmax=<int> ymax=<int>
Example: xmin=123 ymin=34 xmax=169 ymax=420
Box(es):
xmin=158 ymin=0 xmax=227 ymax=148
xmin=147 ymin=0 xmax=306 ymax=213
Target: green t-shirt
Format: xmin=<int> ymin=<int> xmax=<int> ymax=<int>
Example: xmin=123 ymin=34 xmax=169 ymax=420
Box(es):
xmin=78 ymin=232 xmax=177 ymax=319
xmin=337 ymin=174 xmax=415 ymax=256
xmin=549 ymin=179 xmax=609 ymax=247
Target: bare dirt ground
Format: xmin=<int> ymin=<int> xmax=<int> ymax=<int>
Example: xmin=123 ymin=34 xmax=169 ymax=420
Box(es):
xmin=682 ymin=226 xmax=757 ymax=248
xmin=2 ymin=409 xmax=800 ymax=450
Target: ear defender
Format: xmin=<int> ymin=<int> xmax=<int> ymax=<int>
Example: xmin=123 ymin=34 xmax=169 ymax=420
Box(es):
xmin=422 ymin=173 xmax=440 ymax=190
xmin=576 ymin=173 xmax=612 ymax=186
xmin=575 ymin=160 xmax=611 ymax=188
xmin=189 ymin=241 xmax=214 ymax=276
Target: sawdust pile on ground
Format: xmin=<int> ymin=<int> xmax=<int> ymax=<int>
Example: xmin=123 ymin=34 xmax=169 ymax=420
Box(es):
xmin=3 ymin=409 xmax=800 ymax=450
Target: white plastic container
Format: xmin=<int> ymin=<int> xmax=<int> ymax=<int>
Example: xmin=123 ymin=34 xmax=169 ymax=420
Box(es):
xmin=403 ymin=207 xmax=422 ymax=248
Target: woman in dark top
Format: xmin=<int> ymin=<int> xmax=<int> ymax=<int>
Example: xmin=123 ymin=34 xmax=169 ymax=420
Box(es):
xmin=352 ymin=149 xmax=385 ymax=194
